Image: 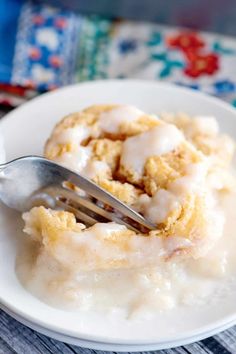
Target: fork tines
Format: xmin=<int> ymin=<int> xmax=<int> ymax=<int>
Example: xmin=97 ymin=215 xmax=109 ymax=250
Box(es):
xmin=40 ymin=184 xmax=155 ymax=234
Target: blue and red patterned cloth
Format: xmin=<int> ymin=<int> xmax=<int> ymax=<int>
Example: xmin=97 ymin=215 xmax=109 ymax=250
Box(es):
xmin=1 ymin=0 xmax=236 ymax=106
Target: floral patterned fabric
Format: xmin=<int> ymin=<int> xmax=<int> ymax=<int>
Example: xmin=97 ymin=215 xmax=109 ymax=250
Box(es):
xmin=11 ymin=2 xmax=80 ymax=90
xmin=1 ymin=1 xmax=236 ymax=106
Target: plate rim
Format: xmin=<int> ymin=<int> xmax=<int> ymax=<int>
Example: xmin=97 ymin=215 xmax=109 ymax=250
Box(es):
xmin=1 ymin=79 xmax=236 ymax=129
xmin=1 ymin=303 xmax=236 ymax=351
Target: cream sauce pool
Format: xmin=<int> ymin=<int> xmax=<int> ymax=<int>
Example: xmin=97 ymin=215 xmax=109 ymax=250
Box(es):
xmin=16 ymin=191 xmax=236 ymax=317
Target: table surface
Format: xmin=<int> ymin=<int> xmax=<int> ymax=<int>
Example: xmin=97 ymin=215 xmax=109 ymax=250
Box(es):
xmin=0 ymin=308 xmax=236 ymax=353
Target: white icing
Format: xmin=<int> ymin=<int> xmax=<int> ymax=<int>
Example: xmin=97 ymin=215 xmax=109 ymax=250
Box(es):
xmin=82 ymin=160 xmax=110 ymax=179
xmin=193 ymin=116 xmax=219 ymax=136
xmin=53 ymin=126 xmax=91 ymax=174
xmin=136 ymin=190 xmax=180 ymax=224
xmin=134 ymin=162 xmax=208 ymax=225
xmin=220 ymin=135 xmax=235 ymax=157
xmin=164 ymin=236 xmax=193 ymax=254
xmin=185 ymin=116 xmax=219 ymax=138
xmin=55 ymin=126 xmax=90 ymax=145
xmin=121 ymin=124 xmax=183 ymax=175
xmin=99 ymin=105 xmax=144 ymax=133
xmin=169 ymin=162 xmax=207 ymax=196
xmin=55 ymin=147 xmax=91 ymax=174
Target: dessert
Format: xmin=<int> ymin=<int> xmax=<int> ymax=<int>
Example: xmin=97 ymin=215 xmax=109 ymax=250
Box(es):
xmin=17 ymin=105 xmax=236 ymax=315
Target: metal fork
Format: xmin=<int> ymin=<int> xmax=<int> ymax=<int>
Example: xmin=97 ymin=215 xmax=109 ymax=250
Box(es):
xmin=0 ymin=156 xmax=155 ymax=233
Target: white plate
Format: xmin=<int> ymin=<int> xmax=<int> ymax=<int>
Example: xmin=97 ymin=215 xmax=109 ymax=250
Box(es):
xmin=1 ymin=80 xmax=236 ymax=351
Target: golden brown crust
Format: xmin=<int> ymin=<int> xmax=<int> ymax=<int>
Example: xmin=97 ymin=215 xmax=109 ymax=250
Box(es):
xmin=119 ymin=115 xmax=161 ymax=137
xmin=89 ymin=138 xmax=122 ymax=173
xmin=23 ymin=206 xmax=85 ymax=243
xmin=143 ymin=141 xmax=203 ymax=195
xmin=98 ymin=179 xmax=142 ymax=205
xmin=161 ymin=112 xmax=235 ymax=168
xmin=44 ymin=105 xmax=118 ymax=158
